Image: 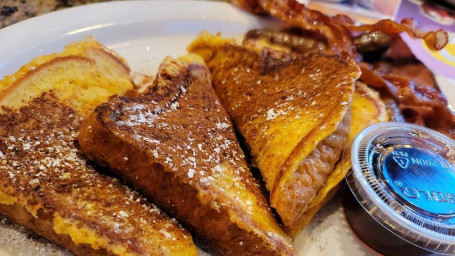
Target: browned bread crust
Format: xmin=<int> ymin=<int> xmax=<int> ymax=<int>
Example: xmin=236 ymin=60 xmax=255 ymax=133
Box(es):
xmin=298 ymin=82 xmax=388 ymax=228
xmin=0 ymin=39 xmax=197 ymax=256
xmin=188 ymin=32 xmax=361 ymax=235
xmin=78 ymin=55 xmax=296 ymax=256
xmin=0 ymin=95 xmax=197 ymax=256
xmin=0 ymin=39 xmax=133 ymax=117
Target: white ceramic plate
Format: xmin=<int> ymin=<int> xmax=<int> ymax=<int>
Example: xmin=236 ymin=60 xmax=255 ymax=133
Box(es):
xmin=0 ymin=1 xmax=452 ymax=256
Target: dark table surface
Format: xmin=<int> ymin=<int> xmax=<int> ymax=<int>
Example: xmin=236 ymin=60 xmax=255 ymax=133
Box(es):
xmin=0 ymin=0 xmax=117 ymax=29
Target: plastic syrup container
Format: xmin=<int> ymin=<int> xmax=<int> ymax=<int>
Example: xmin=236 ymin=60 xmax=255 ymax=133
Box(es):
xmin=345 ymin=122 xmax=455 ymax=255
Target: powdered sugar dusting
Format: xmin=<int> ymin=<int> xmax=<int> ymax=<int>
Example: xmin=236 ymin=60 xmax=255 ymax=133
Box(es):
xmin=101 ymin=58 xmax=270 ymax=227
xmin=0 ymin=97 xmax=191 ymax=253
xmin=188 ymin=169 xmax=195 ymax=178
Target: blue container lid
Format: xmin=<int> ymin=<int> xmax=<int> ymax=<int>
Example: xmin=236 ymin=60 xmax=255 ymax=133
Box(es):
xmin=347 ymin=122 xmax=455 ymax=255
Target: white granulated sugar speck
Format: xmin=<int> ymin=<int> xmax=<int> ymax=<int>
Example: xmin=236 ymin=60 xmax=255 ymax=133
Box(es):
xmin=170 ymin=102 xmax=179 ymax=110
xmin=340 ymin=101 xmax=349 ymax=105
xmin=159 ymin=229 xmax=173 ymax=240
xmin=188 ymin=169 xmax=195 ymax=178
xmin=23 ymin=143 xmax=31 ymax=150
xmin=28 ymin=179 xmax=39 ymax=186
xmin=0 ymin=151 xmax=3 ymax=158
xmin=266 ymin=108 xmax=277 ymax=120
xmin=216 ymin=122 xmax=230 ymax=130
xmin=118 ymin=210 xmax=129 ymax=218
xmin=213 ymin=165 xmax=223 ymax=173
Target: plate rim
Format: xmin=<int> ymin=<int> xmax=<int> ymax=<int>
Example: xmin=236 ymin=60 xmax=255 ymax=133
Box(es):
xmin=0 ymin=1 xmax=453 ymax=255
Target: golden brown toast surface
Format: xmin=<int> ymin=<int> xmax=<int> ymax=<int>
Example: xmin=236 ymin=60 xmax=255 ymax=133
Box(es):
xmin=348 ymin=82 xmax=388 ymax=141
xmin=0 ymin=95 xmax=196 ymax=256
xmin=78 ymin=54 xmax=296 ymax=256
xmin=297 ymin=82 xmax=388 ymax=228
xmin=0 ymin=39 xmax=197 ymax=256
xmin=188 ymin=32 xmax=361 ymax=234
xmin=0 ymin=38 xmax=133 ymax=117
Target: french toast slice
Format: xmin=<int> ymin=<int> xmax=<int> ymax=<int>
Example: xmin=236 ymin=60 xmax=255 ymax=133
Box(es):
xmin=188 ymin=32 xmax=361 ymax=235
xmin=0 ymin=39 xmax=197 ymax=256
xmin=0 ymin=38 xmax=134 ymax=117
xmin=78 ymin=54 xmax=297 ymax=256
xmin=297 ymin=82 xmax=388 ymax=227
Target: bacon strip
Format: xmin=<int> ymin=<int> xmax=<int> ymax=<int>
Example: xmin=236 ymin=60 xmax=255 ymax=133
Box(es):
xmin=231 ymin=0 xmax=449 ymax=54
xmin=359 ymin=62 xmax=454 ymax=138
xmin=227 ymin=0 xmax=453 ymax=137
xmin=346 ymin=18 xmax=448 ymax=51
xmin=257 ymin=0 xmax=356 ymax=56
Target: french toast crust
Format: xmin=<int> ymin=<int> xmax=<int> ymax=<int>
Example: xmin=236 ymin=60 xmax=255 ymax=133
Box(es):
xmin=81 ymin=112 xmax=294 ymax=256
xmin=79 ymin=56 xmax=296 ymax=256
xmin=0 ymin=46 xmax=133 ymax=117
xmin=0 ymin=56 xmax=91 ymax=101
xmin=0 ymin=202 xmax=113 ymax=256
xmin=0 ymin=94 xmax=196 ymax=256
xmin=272 ymin=108 xmax=351 ymax=235
xmin=295 ymin=82 xmax=388 ymax=231
xmin=188 ymin=32 xmax=361 ymax=233
xmin=190 ymin=40 xmax=357 ymax=190
xmin=0 ymin=36 xmax=199 ymax=255
xmin=91 ymin=47 xmax=131 ymax=74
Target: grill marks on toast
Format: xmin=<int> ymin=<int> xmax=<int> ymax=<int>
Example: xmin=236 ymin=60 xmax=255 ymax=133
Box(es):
xmin=79 ymin=55 xmax=296 ymax=256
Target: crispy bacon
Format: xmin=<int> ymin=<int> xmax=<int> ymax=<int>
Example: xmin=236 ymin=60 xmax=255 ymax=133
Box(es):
xmin=358 ymin=62 xmax=387 ymax=88
xmin=346 ymin=18 xmax=448 ymax=51
xmin=382 ymin=75 xmax=448 ymax=107
xmin=230 ymin=0 xmax=448 ymax=54
xmin=358 ymin=59 xmax=455 ymax=138
xmin=228 ymin=0 xmax=266 ymax=14
xmin=228 ymin=0 xmax=454 ymax=138
xmin=256 ymin=0 xmax=356 ymax=56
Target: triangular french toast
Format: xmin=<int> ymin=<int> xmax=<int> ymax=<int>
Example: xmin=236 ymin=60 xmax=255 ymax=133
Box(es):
xmin=188 ymin=32 xmax=361 ymax=235
xmin=0 ymin=38 xmax=135 ymax=116
xmin=297 ymin=82 xmax=388 ymax=227
xmin=78 ymin=54 xmax=296 ymax=256
xmin=0 ymin=39 xmax=197 ymax=256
